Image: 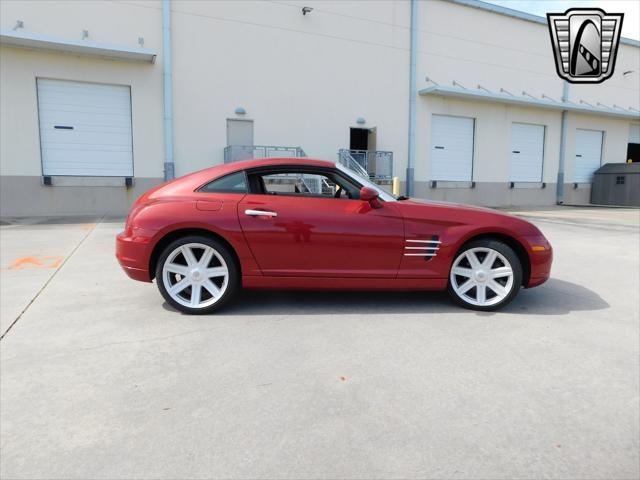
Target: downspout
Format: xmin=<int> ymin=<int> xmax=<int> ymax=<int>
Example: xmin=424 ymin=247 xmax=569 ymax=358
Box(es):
xmin=405 ymin=0 xmax=418 ymax=197
xmin=556 ymin=81 xmax=569 ymax=204
xmin=162 ymin=0 xmax=175 ymax=181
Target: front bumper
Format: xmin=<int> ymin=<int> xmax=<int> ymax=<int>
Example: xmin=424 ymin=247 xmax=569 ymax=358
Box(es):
xmin=116 ymin=230 xmax=154 ymax=282
xmin=521 ymin=234 xmax=553 ymax=288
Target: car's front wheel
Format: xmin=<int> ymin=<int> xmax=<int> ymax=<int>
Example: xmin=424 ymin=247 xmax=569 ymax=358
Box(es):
xmin=447 ymin=239 xmax=522 ymax=311
xmin=156 ymin=235 xmax=239 ymax=314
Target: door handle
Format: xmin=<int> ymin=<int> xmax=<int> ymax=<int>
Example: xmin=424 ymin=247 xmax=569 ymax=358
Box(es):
xmin=244 ymin=209 xmax=277 ymax=217
xmin=434 ymin=146 xmax=445 ymax=149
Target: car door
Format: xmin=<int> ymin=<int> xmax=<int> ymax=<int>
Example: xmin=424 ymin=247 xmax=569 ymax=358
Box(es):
xmin=238 ymin=167 xmax=404 ymax=278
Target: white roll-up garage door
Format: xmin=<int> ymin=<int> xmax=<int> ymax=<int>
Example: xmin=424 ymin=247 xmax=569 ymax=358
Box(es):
xmin=510 ymin=123 xmax=545 ymax=182
xmin=431 ymin=115 xmax=474 ymax=182
xmin=37 ymin=79 xmax=133 ymax=177
xmin=574 ymin=129 xmax=603 ymax=183
xmin=629 ymin=124 xmax=640 ymax=144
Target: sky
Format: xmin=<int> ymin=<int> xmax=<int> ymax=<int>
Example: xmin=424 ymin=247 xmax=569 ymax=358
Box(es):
xmin=484 ymin=0 xmax=640 ymax=40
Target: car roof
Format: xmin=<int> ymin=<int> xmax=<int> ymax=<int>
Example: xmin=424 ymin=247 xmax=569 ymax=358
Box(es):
xmin=192 ymin=157 xmax=335 ymax=182
xmin=167 ymin=157 xmax=338 ymax=194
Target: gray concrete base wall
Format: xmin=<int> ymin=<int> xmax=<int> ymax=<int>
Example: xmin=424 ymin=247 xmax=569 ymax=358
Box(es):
xmin=401 ymin=181 xmax=559 ymax=207
xmin=562 ymin=184 xmax=593 ymax=206
xmin=0 ymin=176 xmax=164 ymax=216
xmin=397 ymin=181 xmax=598 ymax=207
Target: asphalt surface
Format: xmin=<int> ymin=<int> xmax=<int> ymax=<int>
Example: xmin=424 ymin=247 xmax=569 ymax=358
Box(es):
xmin=0 ymin=207 xmax=638 ymax=479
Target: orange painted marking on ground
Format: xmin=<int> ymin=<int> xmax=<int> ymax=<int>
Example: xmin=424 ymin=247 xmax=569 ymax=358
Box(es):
xmin=7 ymin=255 xmax=64 ymax=270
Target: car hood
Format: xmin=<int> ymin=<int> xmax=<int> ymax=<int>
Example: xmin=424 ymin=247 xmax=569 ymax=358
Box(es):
xmin=398 ymin=197 xmax=512 ymax=216
xmin=392 ymin=198 xmax=541 ymax=235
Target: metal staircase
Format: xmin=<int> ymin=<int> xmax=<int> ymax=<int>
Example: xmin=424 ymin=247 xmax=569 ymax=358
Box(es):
xmin=337 ymin=149 xmax=370 ymax=179
xmin=337 ymin=149 xmax=393 ymax=180
xmin=299 ymin=175 xmax=335 ymax=195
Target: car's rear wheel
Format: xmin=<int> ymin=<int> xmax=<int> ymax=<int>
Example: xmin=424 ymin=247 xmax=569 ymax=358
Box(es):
xmin=156 ymin=235 xmax=239 ymax=314
xmin=447 ymin=239 xmax=522 ymax=311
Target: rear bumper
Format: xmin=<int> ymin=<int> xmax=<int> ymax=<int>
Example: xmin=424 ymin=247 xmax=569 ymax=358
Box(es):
xmin=521 ymin=234 xmax=553 ymax=288
xmin=116 ymin=230 xmax=153 ymax=282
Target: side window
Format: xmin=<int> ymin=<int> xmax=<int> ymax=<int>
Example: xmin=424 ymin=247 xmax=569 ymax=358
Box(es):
xmin=253 ymin=170 xmax=360 ymax=199
xmin=199 ymin=171 xmax=247 ymax=193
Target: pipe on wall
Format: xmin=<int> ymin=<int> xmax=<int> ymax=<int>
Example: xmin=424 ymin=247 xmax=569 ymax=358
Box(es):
xmin=405 ymin=0 xmax=418 ymax=197
xmin=162 ymin=0 xmax=175 ymax=181
xmin=556 ymin=81 xmax=569 ymax=204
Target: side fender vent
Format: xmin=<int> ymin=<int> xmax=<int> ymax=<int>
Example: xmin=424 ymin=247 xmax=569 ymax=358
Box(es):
xmin=404 ymin=235 xmax=441 ymax=261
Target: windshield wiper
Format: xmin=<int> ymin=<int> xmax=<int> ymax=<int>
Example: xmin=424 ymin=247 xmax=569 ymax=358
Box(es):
xmin=396 ymin=195 xmax=410 ymax=201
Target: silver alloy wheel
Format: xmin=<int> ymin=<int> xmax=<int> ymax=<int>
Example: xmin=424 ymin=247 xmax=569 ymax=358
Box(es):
xmin=450 ymin=247 xmax=514 ymax=307
xmin=162 ymin=242 xmax=229 ymax=309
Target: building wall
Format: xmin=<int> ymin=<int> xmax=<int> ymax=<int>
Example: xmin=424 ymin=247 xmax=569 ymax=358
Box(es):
xmin=410 ymin=96 xmax=636 ymax=206
xmin=417 ymin=1 xmax=640 ymax=108
xmin=169 ymin=0 xmax=410 ymax=175
xmin=0 ymin=0 xmax=638 ymax=216
xmin=561 ymin=113 xmax=636 ymax=205
xmin=409 ymin=0 xmax=639 ymax=206
xmin=0 ymin=0 xmax=165 ymax=216
xmin=413 ymin=97 xmax=559 ymax=206
xmin=0 ymin=46 xmax=165 ymax=216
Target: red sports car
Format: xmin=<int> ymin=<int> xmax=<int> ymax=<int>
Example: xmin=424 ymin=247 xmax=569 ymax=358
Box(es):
xmin=116 ymin=158 xmax=552 ymax=313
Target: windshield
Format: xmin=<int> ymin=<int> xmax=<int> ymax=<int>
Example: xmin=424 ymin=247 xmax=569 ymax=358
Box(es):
xmin=335 ymin=163 xmax=398 ymax=202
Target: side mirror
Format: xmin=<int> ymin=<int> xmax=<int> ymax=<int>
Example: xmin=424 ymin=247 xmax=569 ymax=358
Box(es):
xmin=360 ymin=186 xmax=382 ymax=208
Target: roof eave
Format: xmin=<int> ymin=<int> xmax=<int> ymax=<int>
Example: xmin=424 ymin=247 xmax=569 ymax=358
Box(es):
xmin=445 ymin=0 xmax=640 ymax=47
xmin=419 ymin=85 xmax=640 ymax=120
xmin=0 ymin=30 xmax=157 ymax=63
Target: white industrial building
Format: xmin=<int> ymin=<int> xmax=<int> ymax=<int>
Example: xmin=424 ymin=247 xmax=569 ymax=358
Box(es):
xmin=1 ymin=0 xmax=639 ymax=216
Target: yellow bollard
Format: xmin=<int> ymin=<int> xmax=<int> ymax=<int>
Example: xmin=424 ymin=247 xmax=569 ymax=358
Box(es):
xmin=392 ymin=176 xmax=400 ymax=196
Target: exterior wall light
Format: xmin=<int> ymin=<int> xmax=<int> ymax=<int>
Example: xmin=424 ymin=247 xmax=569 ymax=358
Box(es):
xmin=302 ymin=7 xmax=313 ymax=15
xmin=356 ymin=117 xmax=366 ymax=125
xmin=234 ymin=107 xmax=246 ymax=115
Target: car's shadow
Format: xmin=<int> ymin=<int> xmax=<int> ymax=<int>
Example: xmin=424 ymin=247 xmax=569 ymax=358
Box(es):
xmin=163 ymin=278 xmax=608 ymax=316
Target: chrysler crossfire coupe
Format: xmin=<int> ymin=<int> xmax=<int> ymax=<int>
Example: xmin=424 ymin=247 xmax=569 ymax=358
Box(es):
xmin=116 ymin=158 xmax=552 ymax=313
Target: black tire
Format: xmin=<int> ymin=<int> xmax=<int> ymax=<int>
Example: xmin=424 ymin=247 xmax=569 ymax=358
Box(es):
xmin=447 ymin=239 xmax=522 ymax=311
xmin=155 ymin=235 xmax=240 ymax=314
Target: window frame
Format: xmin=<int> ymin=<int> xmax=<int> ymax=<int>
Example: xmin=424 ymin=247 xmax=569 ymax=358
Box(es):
xmin=245 ymin=165 xmax=362 ymax=200
xmin=196 ymin=170 xmax=249 ymax=194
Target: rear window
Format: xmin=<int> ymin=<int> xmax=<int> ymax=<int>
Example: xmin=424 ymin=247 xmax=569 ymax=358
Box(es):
xmin=199 ymin=171 xmax=247 ymax=193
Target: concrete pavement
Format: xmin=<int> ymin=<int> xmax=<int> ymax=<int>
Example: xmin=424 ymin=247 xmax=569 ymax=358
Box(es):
xmin=0 ymin=207 xmax=638 ymax=479
xmin=0 ymin=217 xmax=101 ymax=335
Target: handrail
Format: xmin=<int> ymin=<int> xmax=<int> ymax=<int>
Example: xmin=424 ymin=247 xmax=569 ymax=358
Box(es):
xmin=337 ymin=149 xmax=392 ymax=180
xmin=337 ymin=149 xmax=370 ymax=180
xmin=300 ymin=174 xmax=321 ymax=194
xmin=224 ymin=145 xmax=307 ymax=163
